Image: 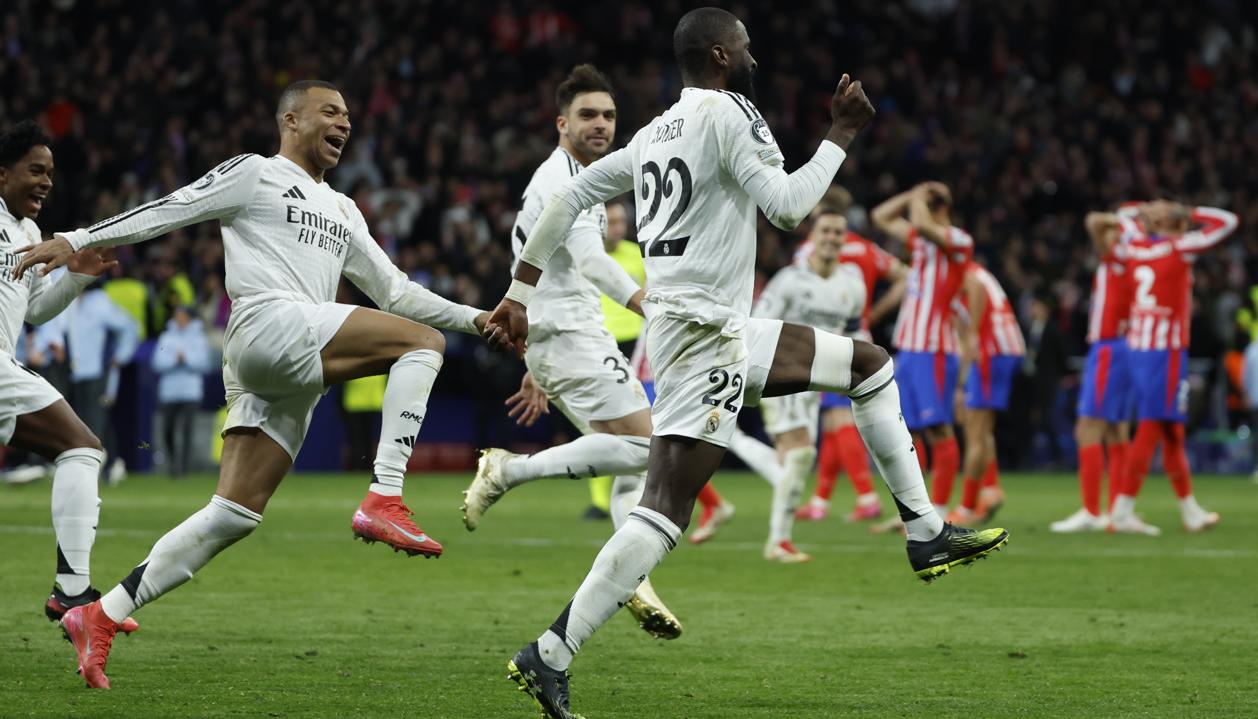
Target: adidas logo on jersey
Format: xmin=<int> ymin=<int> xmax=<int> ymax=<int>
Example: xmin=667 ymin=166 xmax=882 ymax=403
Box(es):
xmin=394 ymin=435 xmax=417 ymax=448
xmin=282 ymin=186 xmax=307 ymax=200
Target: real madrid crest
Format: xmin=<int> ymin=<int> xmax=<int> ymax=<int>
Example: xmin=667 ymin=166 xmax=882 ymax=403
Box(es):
xmin=705 ymin=410 xmax=721 ymax=434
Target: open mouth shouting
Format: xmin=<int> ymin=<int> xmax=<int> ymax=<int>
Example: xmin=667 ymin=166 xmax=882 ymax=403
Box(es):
xmin=28 ymin=190 xmax=47 ymax=216
xmin=324 ymin=134 xmax=347 ymax=157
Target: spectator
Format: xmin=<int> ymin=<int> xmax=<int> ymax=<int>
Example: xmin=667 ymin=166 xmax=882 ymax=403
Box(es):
xmin=151 ymin=305 xmax=211 ymax=479
xmin=1022 ymin=292 xmax=1069 ymax=467
xmin=66 ymin=284 xmax=139 ymax=483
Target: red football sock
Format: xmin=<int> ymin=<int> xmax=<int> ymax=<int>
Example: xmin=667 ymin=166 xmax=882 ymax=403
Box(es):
xmin=1078 ymin=443 xmax=1104 ymax=516
xmin=1124 ymin=421 xmax=1162 ymax=499
xmin=959 ymin=477 xmax=981 ymax=510
xmin=815 ymin=429 xmax=842 ymax=501
xmin=929 ymin=437 xmax=961 ymax=506
xmin=836 ymin=425 xmax=873 ymax=496
xmin=1105 ymin=441 xmax=1127 ymax=510
xmin=697 ymin=482 xmax=723 ymax=510
xmin=1162 ymin=423 xmax=1192 ymax=499
xmin=981 ymin=459 xmax=1000 ymax=488
xmin=913 ymin=435 xmax=929 ymax=473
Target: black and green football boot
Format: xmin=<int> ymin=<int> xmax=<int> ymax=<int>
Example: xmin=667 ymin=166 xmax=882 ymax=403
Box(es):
xmin=907 ymin=522 xmax=1008 ymax=582
xmin=507 ymin=642 xmax=585 ymax=719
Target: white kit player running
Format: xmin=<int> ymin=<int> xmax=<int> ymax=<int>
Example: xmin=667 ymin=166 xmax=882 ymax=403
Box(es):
xmin=460 ymin=64 xmax=681 ymax=640
xmin=482 ymin=9 xmax=1010 ymax=718
xmin=726 ymin=208 xmax=865 ymax=563
xmin=16 ymin=81 xmax=487 ymax=689
xmin=0 ymin=120 xmax=137 ymax=632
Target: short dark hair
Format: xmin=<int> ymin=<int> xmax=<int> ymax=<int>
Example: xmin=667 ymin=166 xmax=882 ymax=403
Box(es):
xmin=275 ymin=80 xmax=340 ymax=125
xmin=0 ymin=120 xmax=51 ymax=168
xmin=555 ymin=64 xmax=614 ymax=114
xmin=813 ymin=206 xmax=845 ymax=223
xmin=673 ymin=7 xmax=741 ymax=80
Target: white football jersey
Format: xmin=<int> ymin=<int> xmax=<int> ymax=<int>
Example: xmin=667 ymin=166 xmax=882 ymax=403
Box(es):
xmin=511 ymin=147 xmax=609 ymax=337
xmin=0 ymin=199 xmax=92 ymax=357
xmin=66 ymin=154 xmax=478 ymax=333
xmin=627 ymin=88 xmax=785 ymax=333
xmin=753 ymin=262 xmax=865 ymax=334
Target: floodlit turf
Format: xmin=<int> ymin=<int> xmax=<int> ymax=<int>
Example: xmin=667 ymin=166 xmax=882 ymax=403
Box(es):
xmin=1 ymin=471 xmax=1255 ymax=718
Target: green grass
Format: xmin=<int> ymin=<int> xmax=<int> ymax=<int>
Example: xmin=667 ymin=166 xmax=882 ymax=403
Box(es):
xmin=1 ymin=471 xmax=1255 ymax=718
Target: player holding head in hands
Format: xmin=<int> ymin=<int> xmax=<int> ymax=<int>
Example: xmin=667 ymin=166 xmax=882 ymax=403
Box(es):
xmin=16 ymin=81 xmax=488 ymax=689
xmin=483 ymin=8 xmax=1009 ymax=717
xmin=0 ymin=120 xmax=131 ymax=630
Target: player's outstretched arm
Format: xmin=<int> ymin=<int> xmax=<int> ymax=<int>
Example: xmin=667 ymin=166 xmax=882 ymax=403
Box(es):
xmin=487 ymin=145 xmax=637 ymax=354
xmin=737 ymin=74 xmax=875 ymax=231
xmin=342 ymin=215 xmax=486 ymax=335
xmin=24 ymin=248 xmax=118 ymax=324
xmin=13 ymin=155 xmax=263 ymax=280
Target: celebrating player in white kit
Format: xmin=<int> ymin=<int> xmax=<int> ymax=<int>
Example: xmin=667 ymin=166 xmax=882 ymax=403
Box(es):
xmin=0 ymin=120 xmax=137 ymax=631
xmin=16 ymin=81 xmax=487 ymax=689
xmin=725 ymin=208 xmax=866 ymax=563
xmin=461 ymin=64 xmax=681 ymax=640
xmin=482 ymin=9 xmax=1010 ymax=717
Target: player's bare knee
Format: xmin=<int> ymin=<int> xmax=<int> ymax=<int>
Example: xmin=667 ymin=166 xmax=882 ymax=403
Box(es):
xmin=75 ymin=432 xmax=105 ymax=454
xmin=384 ymin=323 xmax=444 ymax=362
xmin=407 ymin=324 xmax=445 ymax=355
xmin=849 ymin=341 xmax=890 ymax=388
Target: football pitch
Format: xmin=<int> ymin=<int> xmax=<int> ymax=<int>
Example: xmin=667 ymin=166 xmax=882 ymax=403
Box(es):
xmin=1 ymin=471 xmax=1254 ymax=718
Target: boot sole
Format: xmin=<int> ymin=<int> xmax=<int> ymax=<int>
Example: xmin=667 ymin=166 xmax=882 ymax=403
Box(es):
xmin=915 ymin=531 xmax=1009 ymax=583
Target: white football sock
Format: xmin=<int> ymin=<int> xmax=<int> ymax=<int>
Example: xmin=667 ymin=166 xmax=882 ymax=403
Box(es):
xmin=51 ymin=448 xmax=104 ymax=596
xmin=100 ymin=495 xmax=261 ymax=623
xmin=609 ymin=474 xmax=646 ymax=531
xmin=1177 ymin=495 xmax=1203 ymax=516
xmin=728 ymin=429 xmax=783 ymax=487
xmin=1111 ymin=494 xmax=1136 ymax=519
xmin=848 ymin=361 xmax=944 ymax=541
xmin=503 ymin=434 xmax=649 ymax=488
xmin=371 ymin=349 xmax=443 ymax=496
xmin=768 ymin=446 xmax=815 ymax=544
xmin=536 ymin=507 xmax=680 ymax=671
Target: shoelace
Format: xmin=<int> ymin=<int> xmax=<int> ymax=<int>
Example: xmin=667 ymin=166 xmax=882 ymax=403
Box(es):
xmin=384 ymin=501 xmax=424 ymax=533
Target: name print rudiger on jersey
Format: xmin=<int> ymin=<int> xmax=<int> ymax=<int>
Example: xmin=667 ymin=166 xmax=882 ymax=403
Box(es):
xmin=285 ymin=205 xmax=350 ymax=258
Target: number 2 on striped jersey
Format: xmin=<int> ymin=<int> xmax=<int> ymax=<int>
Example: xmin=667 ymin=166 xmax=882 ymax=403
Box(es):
xmin=1134 ymin=265 xmax=1156 ymax=307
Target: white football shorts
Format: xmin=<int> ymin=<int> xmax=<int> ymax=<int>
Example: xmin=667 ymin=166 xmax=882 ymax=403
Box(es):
xmin=0 ymin=354 xmax=63 ymax=444
xmin=525 ymin=324 xmax=650 ymax=432
xmin=221 ymin=299 xmax=356 ymax=459
xmin=647 ymin=315 xmax=781 ymax=447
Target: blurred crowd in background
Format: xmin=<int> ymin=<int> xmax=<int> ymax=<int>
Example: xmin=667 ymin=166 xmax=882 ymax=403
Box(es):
xmin=3 ymin=0 xmax=1258 ymax=475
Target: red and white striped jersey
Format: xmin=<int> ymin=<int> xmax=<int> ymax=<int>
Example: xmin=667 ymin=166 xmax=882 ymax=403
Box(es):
xmin=1086 ymin=214 xmax=1142 ymax=343
xmin=892 ymin=226 xmax=973 ymax=353
xmin=1125 ymin=207 xmax=1238 ymax=351
xmin=964 ymin=263 xmax=1025 ymax=358
xmin=793 ymin=232 xmax=897 ymax=335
